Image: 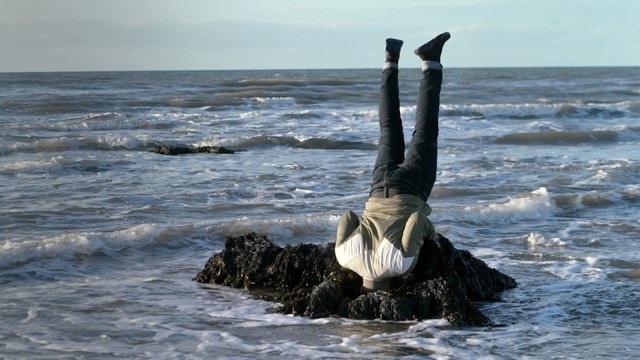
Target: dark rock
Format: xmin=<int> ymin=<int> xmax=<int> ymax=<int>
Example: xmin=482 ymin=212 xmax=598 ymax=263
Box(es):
xmin=193 ymin=232 xmax=517 ymax=326
xmin=151 ymin=145 xmax=237 ymax=155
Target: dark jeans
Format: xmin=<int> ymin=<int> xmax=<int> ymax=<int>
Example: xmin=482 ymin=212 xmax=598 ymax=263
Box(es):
xmin=370 ymin=67 xmax=442 ymax=201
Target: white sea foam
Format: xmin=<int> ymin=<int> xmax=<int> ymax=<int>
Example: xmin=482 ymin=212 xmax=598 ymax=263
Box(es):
xmin=526 ymin=232 xmax=569 ymax=249
xmin=8 ymin=134 xmax=152 ymax=153
xmin=95 ymin=134 xmax=145 ymax=149
xmin=252 ymin=96 xmax=296 ymax=105
xmin=21 ymin=307 xmax=38 ymax=324
xmin=8 ymin=113 xmax=118 ymax=131
xmin=0 ymin=224 xmax=171 ymax=268
xmin=465 ymin=102 xmax=559 ymax=119
xmin=437 ymin=187 xmax=555 ymax=225
xmin=442 ymin=100 xmax=635 ymax=122
xmin=542 ymin=257 xmax=606 ymax=282
xmin=0 ymin=157 xmax=63 ymax=172
xmin=0 ymin=212 xmax=340 ymax=269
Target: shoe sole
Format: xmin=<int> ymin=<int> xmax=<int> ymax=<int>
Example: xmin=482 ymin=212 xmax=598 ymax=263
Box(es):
xmin=386 ymin=38 xmax=404 ymax=52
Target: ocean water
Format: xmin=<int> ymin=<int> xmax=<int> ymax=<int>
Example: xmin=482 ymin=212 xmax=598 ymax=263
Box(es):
xmin=1 ymin=67 xmax=639 ymax=359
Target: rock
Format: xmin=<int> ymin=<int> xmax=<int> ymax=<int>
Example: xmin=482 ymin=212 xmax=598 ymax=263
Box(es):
xmin=193 ymin=232 xmax=517 ymax=326
xmin=151 ymin=145 xmax=237 ymax=155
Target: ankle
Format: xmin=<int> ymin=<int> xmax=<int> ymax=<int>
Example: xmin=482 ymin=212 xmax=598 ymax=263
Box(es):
xmin=422 ymin=60 xmax=442 ymax=72
xmin=383 ymin=62 xmax=399 ymax=70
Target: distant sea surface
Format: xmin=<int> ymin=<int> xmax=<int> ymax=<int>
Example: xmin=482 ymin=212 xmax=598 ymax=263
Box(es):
xmin=1 ymin=67 xmax=639 ymax=359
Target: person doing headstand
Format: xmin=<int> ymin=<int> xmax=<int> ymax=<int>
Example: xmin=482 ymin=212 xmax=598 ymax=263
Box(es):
xmin=335 ymin=32 xmax=450 ymax=292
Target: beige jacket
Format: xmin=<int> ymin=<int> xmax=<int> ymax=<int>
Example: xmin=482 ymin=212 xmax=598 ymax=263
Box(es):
xmin=335 ymin=194 xmax=437 ymax=289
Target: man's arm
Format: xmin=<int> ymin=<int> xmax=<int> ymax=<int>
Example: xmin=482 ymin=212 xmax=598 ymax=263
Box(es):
xmin=336 ymin=210 xmax=360 ymax=247
xmin=401 ymin=211 xmax=436 ymax=257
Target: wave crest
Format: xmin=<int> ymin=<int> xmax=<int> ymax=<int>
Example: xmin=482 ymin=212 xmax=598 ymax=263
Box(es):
xmin=235 ymin=135 xmax=376 ymax=151
xmin=436 ymin=188 xmax=555 ymax=225
xmin=495 ymin=130 xmax=618 ymax=145
xmin=0 ymin=224 xmax=170 ymax=268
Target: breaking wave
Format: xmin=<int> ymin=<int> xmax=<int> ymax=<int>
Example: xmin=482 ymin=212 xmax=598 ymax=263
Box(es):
xmin=0 ymin=224 xmax=174 ymax=268
xmin=442 ymin=101 xmax=635 ymax=121
xmin=234 ymin=135 xmax=377 ymax=151
xmin=495 ymin=130 xmax=618 ymax=145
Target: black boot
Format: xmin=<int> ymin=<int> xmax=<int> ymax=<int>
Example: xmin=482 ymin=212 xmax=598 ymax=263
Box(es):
xmin=414 ymin=32 xmax=450 ymax=63
xmin=385 ymin=38 xmax=404 ymax=64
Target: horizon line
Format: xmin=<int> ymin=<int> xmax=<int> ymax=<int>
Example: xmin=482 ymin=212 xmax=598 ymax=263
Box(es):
xmin=2 ymin=64 xmax=639 ymax=74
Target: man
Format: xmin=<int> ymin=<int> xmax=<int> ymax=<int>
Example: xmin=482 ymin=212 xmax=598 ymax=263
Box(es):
xmin=335 ymin=32 xmax=450 ymax=292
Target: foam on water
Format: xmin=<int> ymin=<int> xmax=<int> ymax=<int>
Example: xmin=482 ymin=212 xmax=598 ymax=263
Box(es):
xmin=0 ymin=156 xmax=64 ymax=172
xmin=0 ymin=211 xmax=346 ymax=271
xmin=0 ymin=224 xmax=169 ymax=268
xmin=435 ymin=187 xmax=555 ymax=225
xmin=526 ymin=232 xmax=570 ymax=249
xmin=495 ymin=129 xmax=619 ymax=145
xmin=4 ymin=135 xmax=156 ymax=154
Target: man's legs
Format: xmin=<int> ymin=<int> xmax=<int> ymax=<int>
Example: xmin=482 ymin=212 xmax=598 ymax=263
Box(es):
xmin=370 ymin=33 xmax=450 ymax=200
xmin=370 ymin=39 xmax=405 ymax=194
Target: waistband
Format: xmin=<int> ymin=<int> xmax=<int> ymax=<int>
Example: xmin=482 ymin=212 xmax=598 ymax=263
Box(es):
xmin=370 ymin=187 xmax=413 ymax=198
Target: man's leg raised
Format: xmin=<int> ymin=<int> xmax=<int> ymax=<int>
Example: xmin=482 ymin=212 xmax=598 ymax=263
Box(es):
xmin=371 ymin=38 xmax=406 ymax=189
xmin=403 ymin=32 xmax=450 ymax=200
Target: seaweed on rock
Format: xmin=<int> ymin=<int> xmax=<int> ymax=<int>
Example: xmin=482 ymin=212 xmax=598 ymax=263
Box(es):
xmin=193 ymin=232 xmax=517 ymax=326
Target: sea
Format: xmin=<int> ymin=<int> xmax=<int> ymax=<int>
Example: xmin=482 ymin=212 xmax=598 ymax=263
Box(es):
xmin=1 ymin=66 xmax=639 ymax=359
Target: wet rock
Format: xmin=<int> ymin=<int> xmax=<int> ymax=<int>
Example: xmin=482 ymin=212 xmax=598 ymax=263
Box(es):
xmin=151 ymin=145 xmax=237 ymax=155
xmin=194 ymin=232 xmax=517 ymax=326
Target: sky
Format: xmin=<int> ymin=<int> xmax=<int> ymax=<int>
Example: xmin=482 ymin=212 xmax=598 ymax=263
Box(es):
xmin=1 ymin=0 xmax=639 ymax=72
